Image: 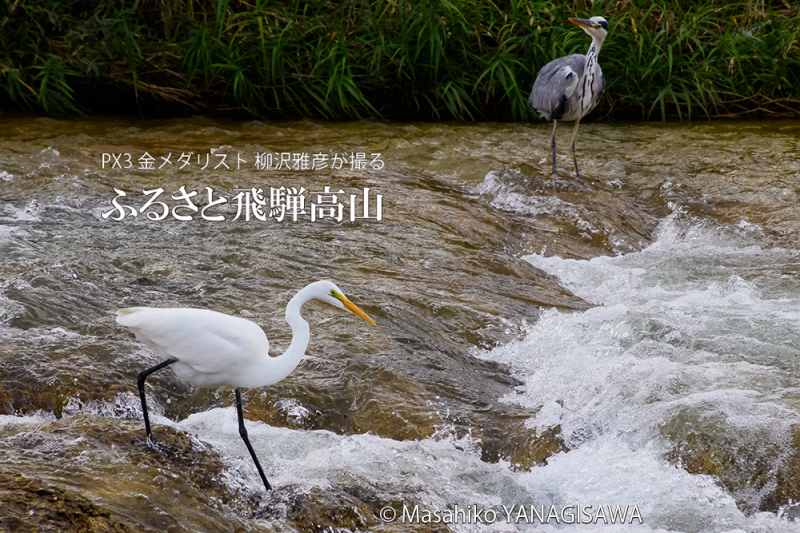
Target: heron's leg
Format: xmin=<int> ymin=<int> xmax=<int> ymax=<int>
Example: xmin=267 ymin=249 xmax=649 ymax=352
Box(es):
xmin=569 ymin=119 xmax=582 ymax=178
xmin=235 ymin=388 xmax=272 ymax=491
xmin=550 ymin=120 xmax=558 ymax=177
xmin=137 ymin=357 xmax=177 ymax=443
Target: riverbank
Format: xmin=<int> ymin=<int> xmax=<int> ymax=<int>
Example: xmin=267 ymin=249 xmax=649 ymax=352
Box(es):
xmin=1 ymin=1 xmax=799 ymax=120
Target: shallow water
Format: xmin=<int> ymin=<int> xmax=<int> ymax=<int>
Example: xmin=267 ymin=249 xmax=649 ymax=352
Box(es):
xmin=1 ymin=117 xmax=799 ymax=531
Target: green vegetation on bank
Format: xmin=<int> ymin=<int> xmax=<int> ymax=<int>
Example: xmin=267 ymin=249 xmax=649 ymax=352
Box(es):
xmin=1 ymin=0 xmax=799 ymax=121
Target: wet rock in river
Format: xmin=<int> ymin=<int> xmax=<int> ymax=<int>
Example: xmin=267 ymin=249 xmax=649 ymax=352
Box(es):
xmin=226 ymin=363 xmax=443 ymax=441
xmin=344 ymin=365 xmax=442 ymax=440
xmin=662 ymin=411 xmax=800 ymax=515
xmin=260 ymin=475 xmax=450 ymax=532
xmin=261 ymin=485 xmax=376 ymax=531
xmin=0 ymin=412 xmax=456 ymax=531
xmin=0 ymin=331 xmax=184 ymax=419
xmin=474 ymin=168 xmax=661 ymax=256
xmin=0 ymin=415 xmax=270 ymax=532
xmin=761 ymin=425 xmax=800 ymax=516
xmin=0 ymin=472 xmax=131 ymax=532
xmin=478 ymin=410 xmax=565 ymax=470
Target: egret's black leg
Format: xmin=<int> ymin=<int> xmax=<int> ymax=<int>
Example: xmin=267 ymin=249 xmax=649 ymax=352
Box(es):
xmin=569 ymin=119 xmax=582 ymax=178
xmin=550 ymin=120 xmax=559 ymax=177
xmin=137 ymin=358 xmax=177 ymax=441
xmin=235 ymin=388 xmax=272 ymax=491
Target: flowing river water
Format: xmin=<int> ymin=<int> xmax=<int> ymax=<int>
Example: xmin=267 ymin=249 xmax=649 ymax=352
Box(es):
xmin=1 ymin=117 xmax=799 ymax=532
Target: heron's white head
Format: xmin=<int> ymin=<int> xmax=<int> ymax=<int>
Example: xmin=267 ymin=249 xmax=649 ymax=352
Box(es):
xmin=568 ymin=16 xmax=608 ymax=42
xmin=312 ymin=280 xmax=376 ymax=325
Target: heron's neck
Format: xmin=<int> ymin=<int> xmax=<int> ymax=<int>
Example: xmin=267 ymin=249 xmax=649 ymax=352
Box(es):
xmin=584 ymin=35 xmax=604 ymax=75
xmin=245 ymin=284 xmax=314 ymax=387
xmin=575 ymin=34 xmax=604 ymax=111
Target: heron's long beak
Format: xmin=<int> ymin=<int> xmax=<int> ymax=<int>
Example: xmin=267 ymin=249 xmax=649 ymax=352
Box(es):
xmin=568 ymin=17 xmax=592 ymax=28
xmin=337 ymin=293 xmax=377 ymax=325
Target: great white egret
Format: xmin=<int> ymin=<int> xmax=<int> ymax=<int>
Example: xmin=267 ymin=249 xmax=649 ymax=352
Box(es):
xmin=529 ymin=16 xmax=608 ymax=177
xmin=116 ymin=280 xmax=376 ymax=492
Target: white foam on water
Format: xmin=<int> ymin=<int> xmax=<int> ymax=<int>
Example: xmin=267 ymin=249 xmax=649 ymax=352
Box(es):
xmin=0 ymin=200 xmax=41 ymax=222
xmin=0 ymin=413 xmax=55 ymax=427
xmin=472 ymin=213 xmax=800 ymax=531
xmin=0 ymin=283 xmax=26 ymax=326
xmin=62 ymin=391 xmax=150 ymax=420
xmin=493 ymin=215 xmax=800 ymax=438
xmin=168 ymin=409 xmax=502 ymax=498
xmin=0 ymin=200 xmax=40 ymax=242
xmin=0 ymin=226 xmax=14 ymax=240
xmin=475 ymin=170 xmax=602 ymax=237
xmin=273 ymin=398 xmax=313 ymax=425
xmin=156 ymin=404 xmax=795 ymax=532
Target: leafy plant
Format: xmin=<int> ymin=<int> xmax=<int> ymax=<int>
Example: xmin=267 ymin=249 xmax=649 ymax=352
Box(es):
xmin=0 ymin=0 xmax=798 ymax=120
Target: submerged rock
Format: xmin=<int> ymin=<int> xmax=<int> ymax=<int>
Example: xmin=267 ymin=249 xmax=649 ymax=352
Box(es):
xmin=474 ymin=168 xmax=661 ymax=256
xmin=662 ymin=412 xmax=800 ymax=516
xmin=478 ymin=410 xmax=565 ymax=470
xmin=0 ymin=415 xmax=271 ymax=532
xmin=0 ymin=413 xmax=458 ymax=531
xmin=239 ymin=364 xmax=442 ymax=441
xmin=259 ymin=475 xmax=450 ymax=532
xmin=761 ymin=426 xmax=800 ymax=516
xmin=0 ymin=472 xmax=131 ymax=532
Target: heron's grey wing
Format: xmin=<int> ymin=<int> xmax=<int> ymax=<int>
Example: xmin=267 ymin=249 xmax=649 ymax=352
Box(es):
xmin=529 ymin=54 xmax=586 ymax=120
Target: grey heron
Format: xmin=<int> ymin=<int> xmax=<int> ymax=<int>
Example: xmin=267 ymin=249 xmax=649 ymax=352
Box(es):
xmin=529 ymin=16 xmax=608 ymax=178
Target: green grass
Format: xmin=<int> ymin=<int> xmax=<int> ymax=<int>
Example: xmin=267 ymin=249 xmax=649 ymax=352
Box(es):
xmin=1 ymin=0 xmax=799 ymax=120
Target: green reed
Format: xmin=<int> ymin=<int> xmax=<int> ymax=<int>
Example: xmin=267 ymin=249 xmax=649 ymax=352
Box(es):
xmin=1 ymin=0 xmax=798 ymax=120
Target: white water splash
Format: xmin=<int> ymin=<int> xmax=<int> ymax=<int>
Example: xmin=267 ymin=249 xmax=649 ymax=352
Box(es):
xmin=473 ymin=213 xmax=800 ymax=530
xmin=273 ymin=398 xmax=314 ymax=425
xmin=0 ymin=200 xmax=41 ymax=222
xmin=475 ymin=170 xmax=602 ymax=238
xmin=0 ymin=413 xmax=54 ymax=426
xmin=156 ymin=404 xmax=794 ymax=532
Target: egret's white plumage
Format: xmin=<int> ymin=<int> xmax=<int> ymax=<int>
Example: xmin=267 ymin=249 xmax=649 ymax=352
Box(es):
xmin=116 ymin=280 xmax=376 ymax=492
xmin=117 ymin=307 xmax=271 ymax=386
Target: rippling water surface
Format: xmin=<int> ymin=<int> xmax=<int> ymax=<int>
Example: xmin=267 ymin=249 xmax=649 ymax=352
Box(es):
xmin=1 ymin=117 xmax=799 ymax=532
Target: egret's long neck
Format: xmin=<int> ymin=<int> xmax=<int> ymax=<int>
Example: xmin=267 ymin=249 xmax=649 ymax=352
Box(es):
xmin=243 ymin=284 xmax=314 ymax=387
xmin=278 ymin=288 xmax=312 ymax=374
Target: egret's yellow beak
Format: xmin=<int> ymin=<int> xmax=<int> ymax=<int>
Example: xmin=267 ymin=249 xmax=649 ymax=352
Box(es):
xmin=568 ymin=17 xmax=592 ymax=28
xmin=335 ymin=292 xmax=376 ymax=325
